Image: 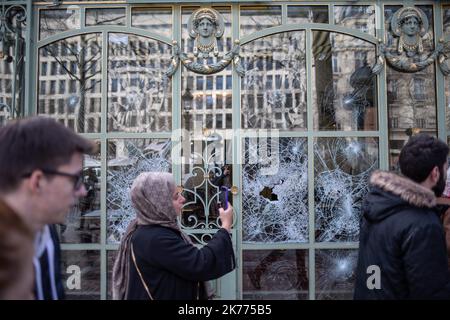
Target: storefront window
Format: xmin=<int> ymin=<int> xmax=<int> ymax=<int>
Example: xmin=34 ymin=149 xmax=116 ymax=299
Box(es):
xmin=38 ymin=34 xmax=102 ymax=133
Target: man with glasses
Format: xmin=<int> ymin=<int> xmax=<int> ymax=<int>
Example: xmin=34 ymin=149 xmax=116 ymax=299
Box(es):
xmin=0 ymin=117 xmax=95 ymax=299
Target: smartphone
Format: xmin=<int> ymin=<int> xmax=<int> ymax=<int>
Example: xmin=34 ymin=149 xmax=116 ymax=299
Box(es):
xmin=221 ymin=186 xmax=229 ymax=210
xmin=217 ymin=186 xmax=229 ymax=210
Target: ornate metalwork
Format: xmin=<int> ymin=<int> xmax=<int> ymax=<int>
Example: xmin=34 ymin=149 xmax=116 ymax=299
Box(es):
xmin=0 ymin=4 xmax=26 ymax=120
xmin=181 ymin=162 xmax=226 ymax=230
xmin=179 ymin=132 xmax=233 ymax=245
xmin=380 ymin=6 xmax=443 ymax=73
xmin=164 ymin=8 xmax=245 ymax=77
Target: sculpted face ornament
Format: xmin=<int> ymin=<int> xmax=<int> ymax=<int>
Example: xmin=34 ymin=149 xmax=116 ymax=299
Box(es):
xmin=377 ymin=6 xmax=448 ymax=73
xmin=392 ymin=7 xmax=428 ymax=56
xmin=164 ymin=7 xmax=245 ymax=77
xmin=188 ymin=8 xmax=224 ymax=58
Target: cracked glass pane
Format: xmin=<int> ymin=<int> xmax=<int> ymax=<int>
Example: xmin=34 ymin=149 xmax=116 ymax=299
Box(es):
xmin=243 ymin=137 xmax=308 ymax=243
xmin=312 ymin=31 xmax=377 ymax=131
xmin=243 ymin=250 xmax=308 ymax=299
xmin=38 ymin=34 xmax=102 ymax=133
xmin=108 ymin=33 xmax=172 ymax=132
xmin=61 ymin=250 xmax=100 ymax=300
xmin=58 ymin=140 xmax=101 ymax=244
xmin=106 ymin=139 xmax=171 ymax=244
xmin=316 ymin=249 xmax=358 ymax=300
xmin=241 ymin=32 xmax=307 ymax=130
xmin=314 ymin=137 xmax=378 ymax=242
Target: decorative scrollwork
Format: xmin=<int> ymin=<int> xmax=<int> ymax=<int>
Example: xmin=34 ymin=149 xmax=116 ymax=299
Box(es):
xmin=0 ymin=4 xmax=27 ymax=120
xmin=0 ymin=4 xmax=27 ymax=58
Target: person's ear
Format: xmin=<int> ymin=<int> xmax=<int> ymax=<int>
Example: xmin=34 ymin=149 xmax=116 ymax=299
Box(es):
xmin=25 ymin=170 xmax=45 ymax=193
xmin=431 ymin=166 xmax=440 ymax=184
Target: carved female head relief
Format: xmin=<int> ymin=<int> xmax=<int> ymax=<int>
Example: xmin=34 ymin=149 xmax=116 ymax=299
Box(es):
xmin=188 ymin=8 xmax=224 ymax=58
xmin=391 ymin=7 xmax=428 ymax=56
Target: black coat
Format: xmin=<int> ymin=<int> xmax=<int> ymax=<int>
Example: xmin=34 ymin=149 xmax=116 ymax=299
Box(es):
xmin=354 ymin=170 xmax=450 ymax=300
xmin=126 ymin=225 xmax=235 ymax=300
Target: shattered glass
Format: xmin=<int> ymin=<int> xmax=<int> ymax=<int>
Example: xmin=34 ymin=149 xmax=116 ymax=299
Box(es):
xmin=243 ymin=138 xmax=308 ymax=243
xmin=314 ymin=137 xmax=378 ymax=242
xmin=315 ymin=250 xmax=358 ymax=300
xmin=106 ymin=139 xmax=171 ymax=243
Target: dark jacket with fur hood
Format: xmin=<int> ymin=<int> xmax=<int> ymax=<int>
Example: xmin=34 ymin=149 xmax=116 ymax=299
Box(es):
xmin=354 ymin=170 xmax=450 ymax=300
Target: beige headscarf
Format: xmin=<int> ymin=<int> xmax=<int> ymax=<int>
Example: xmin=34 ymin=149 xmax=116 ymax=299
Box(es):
xmin=112 ymin=172 xmax=191 ymax=300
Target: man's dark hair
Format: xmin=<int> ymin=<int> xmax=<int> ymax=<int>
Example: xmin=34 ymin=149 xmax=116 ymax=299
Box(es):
xmin=399 ymin=133 xmax=449 ymax=183
xmin=0 ymin=116 xmax=95 ymax=192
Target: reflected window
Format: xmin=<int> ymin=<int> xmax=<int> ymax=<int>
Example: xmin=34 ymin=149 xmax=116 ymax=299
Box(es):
xmin=38 ymin=34 xmax=102 ymax=133
xmin=241 ymin=32 xmax=307 ymax=130
xmin=240 ymin=5 xmax=282 ymax=37
xmin=107 ymin=34 xmax=172 ymax=132
xmin=287 ymin=5 xmax=328 ymax=24
xmin=39 ymin=9 xmax=80 ymax=40
xmin=334 ymin=6 xmax=375 ymax=36
xmin=414 ymin=78 xmax=426 ymax=101
xmin=86 ymin=8 xmax=125 ymax=26
xmin=312 ymin=31 xmax=377 ymax=131
xmin=131 ymin=7 xmax=172 ymax=38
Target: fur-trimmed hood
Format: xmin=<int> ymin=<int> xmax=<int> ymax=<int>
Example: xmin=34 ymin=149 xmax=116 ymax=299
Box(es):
xmin=363 ymin=170 xmax=437 ymax=223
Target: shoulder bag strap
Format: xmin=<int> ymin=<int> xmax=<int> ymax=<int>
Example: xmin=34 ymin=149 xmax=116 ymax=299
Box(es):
xmin=131 ymin=243 xmax=154 ymax=300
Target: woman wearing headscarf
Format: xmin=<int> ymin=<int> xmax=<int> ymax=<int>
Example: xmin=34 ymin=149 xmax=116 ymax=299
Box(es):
xmin=112 ymin=172 xmax=235 ymax=300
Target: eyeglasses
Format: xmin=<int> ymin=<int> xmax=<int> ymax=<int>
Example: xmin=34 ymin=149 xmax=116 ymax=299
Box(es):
xmin=22 ymin=169 xmax=84 ymax=190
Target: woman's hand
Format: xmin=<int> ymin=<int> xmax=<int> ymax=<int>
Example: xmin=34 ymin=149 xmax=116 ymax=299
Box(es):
xmin=219 ymin=203 xmax=233 ymax=232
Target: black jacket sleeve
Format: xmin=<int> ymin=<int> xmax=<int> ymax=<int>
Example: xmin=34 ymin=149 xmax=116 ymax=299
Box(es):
xmin=143 ymin=228 xmax=235 ymax=282
xmin=402 ymin=223 xmax=450 ymax=299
